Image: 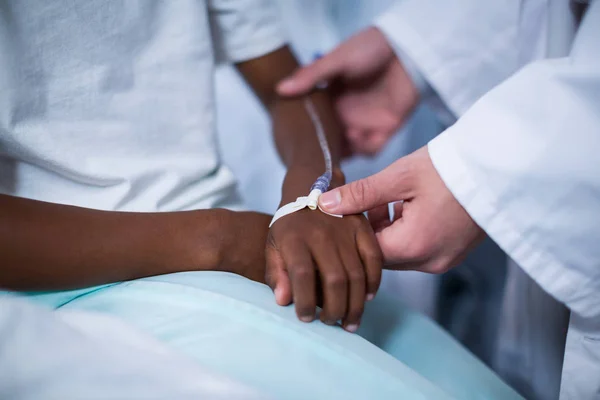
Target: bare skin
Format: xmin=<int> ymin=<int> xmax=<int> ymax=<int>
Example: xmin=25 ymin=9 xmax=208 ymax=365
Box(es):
xmin=0 ymin=194 xmax=270 ymax=290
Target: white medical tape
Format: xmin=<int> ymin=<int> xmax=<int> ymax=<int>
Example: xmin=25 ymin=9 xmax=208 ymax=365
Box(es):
xmin=269 ymin=196 xmax=342 ymax=228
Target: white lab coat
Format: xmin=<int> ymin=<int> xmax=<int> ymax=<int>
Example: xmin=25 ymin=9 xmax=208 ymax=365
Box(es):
xmin=376 ymin=1 xmax=599 ymax=399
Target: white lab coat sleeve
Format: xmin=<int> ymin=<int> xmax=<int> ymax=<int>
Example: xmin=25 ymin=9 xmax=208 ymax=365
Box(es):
xmin=428 ymin=2 xmax=600 ymax=319
xmin=374 ymin=0 xmax=549 ymax=117
xmin=393 ymin=45 xmax=457 ymax=127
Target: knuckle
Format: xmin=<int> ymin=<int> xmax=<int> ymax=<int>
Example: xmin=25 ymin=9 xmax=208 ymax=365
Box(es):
xmin=323 ymin=272 xmax=346 ymax=290
xmin=349 ymin=179 xmax=374 ymax=208
xmin=347 ymin=268 xmax=365 ymax=284
xmin=311 ymin=228 xmax=328 ymax=243
xmin=290 ymin=265 xmax=313 ymax=280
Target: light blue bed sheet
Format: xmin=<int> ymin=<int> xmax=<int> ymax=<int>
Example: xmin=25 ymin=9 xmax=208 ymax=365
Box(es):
xmin=26 ymin=272 xmax=522 ymax=400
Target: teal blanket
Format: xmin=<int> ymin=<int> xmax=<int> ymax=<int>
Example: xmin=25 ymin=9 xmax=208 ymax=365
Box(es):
xmin=25 ymin=272 xmax=521 ymax=400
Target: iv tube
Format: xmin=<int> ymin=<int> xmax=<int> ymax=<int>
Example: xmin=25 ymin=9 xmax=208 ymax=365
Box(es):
xmin=304 ymin=98 xmax=332 ymax=209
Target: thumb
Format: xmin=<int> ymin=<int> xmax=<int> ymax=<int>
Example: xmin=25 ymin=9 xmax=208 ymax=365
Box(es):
xmin=319 ymin=158 xmax=413 ymax=215
xmin=265 ymin=246 xmax=292 ymax=306
xmin=277 ymin=52 xmax=345 ymax=97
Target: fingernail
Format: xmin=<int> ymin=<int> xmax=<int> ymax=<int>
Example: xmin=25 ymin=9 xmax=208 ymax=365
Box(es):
xmin=274 ymin=287 xmax=285 ymax=305
xmin=366 ymin=293 xmax=375 ymax=301
xmin=319 ymin=190 xmax=341 ymax=210
xmin=277 ymin=79 xmax=295 ymax=92
xmin=300 ymin=316 xmax=313 ymax=323
xmin=320 ymin=316 xmax=337 ymax=326
xmin=345 ymin=324 xmax=359 ymax=333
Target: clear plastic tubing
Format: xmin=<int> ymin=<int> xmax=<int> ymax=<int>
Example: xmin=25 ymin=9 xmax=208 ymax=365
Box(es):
xmin=303 ymin=97 xmax=333 ymax=210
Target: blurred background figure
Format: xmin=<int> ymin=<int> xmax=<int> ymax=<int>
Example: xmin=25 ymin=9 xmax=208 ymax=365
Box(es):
xmin=215 ymin=0 xmax=512 ymax=373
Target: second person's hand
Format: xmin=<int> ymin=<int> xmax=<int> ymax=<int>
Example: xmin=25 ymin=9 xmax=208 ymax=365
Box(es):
xmin=277 ymin=27 xmax=419 ymax=156
xmin=318 ymin=147 xmax=486 ymax=274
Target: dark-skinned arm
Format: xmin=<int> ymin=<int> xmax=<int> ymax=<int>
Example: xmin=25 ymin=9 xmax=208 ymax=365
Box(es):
xmin=236 ymin=47 xmax=346 ymax=203
xmin=0 ymin=194 xmax=269 ymax=291
xmin=236 ymin=47 xmax=383 ymax=333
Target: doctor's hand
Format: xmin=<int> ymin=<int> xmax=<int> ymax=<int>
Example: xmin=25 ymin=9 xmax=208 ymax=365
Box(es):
xmin=265 ymin=207 xmax=382 ymax=333
xmin=318 ymin=147 xmax=485 ymax=273
xmin=277 ymin=27 xmax=419 ymax=156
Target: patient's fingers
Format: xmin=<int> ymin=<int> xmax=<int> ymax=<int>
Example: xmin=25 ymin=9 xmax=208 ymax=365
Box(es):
xmin=312 ymin=238 xmax=348 ymax=325
xmin=282 ymin=241 xmax=317 ymax=322
xmin=340 ymin=246 xmax=366 ymax=333
xmin=265 ymin=243 xmax=292 ymax=306
xmin=367 ymin=203 xmax=391 ymax=232
xmin=356 ymin=225 xmax=383 ymax=301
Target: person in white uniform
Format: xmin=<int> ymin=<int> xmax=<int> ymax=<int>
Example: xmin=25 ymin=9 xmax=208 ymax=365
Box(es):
xmin=276 ymin=1 xmax=599 ymax=399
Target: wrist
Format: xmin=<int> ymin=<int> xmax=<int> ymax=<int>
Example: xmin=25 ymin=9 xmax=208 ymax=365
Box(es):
xmin=154 ymin=209 xmax=227 ymax=276
xmin=330 ymin=166 xmax=346 ymax=188
xmin=218 ymin=211 xmax=270 ymax=283
xmin=280 ymin=165 xmax=345 ymax=205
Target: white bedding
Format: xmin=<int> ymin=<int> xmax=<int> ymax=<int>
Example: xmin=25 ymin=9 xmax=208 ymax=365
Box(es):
xmin=0 ymin=294 xmax=267 ymax=400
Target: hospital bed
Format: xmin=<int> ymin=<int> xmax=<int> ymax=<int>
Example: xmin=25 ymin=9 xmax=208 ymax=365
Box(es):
xmin=22 ymin=272 xmax=523 ymax=399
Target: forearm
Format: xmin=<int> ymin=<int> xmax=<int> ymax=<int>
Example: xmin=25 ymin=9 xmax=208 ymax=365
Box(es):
xmin=0 ymin=195 xmax=232 ymax=291
xmin=271 ymin=92 xmax=346 ymax=204
xmin=236 ymin=46 xmax=346 ymax=205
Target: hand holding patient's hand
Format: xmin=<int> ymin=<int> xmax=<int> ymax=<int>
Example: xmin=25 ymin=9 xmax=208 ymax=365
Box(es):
xmin=319 ymin=147 xmax=485 ymax=273
xmin=277 ymin=27 xmax=419 ymax=156
xmin=265 ymin=209 xmax=382 ymax=333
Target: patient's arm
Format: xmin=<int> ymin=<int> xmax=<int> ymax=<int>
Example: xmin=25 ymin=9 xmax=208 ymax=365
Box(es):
xmin=0 ymin=194 xmax=270 ymax=291
xmin=236 ymin=47 xmax=383 ymax=332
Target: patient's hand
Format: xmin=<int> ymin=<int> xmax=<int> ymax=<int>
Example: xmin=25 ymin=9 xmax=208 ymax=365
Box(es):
xmin=266 ymin=209 xmax=382 ymax=332
xmin=234 ymin=46 xmax=382 ymax=332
